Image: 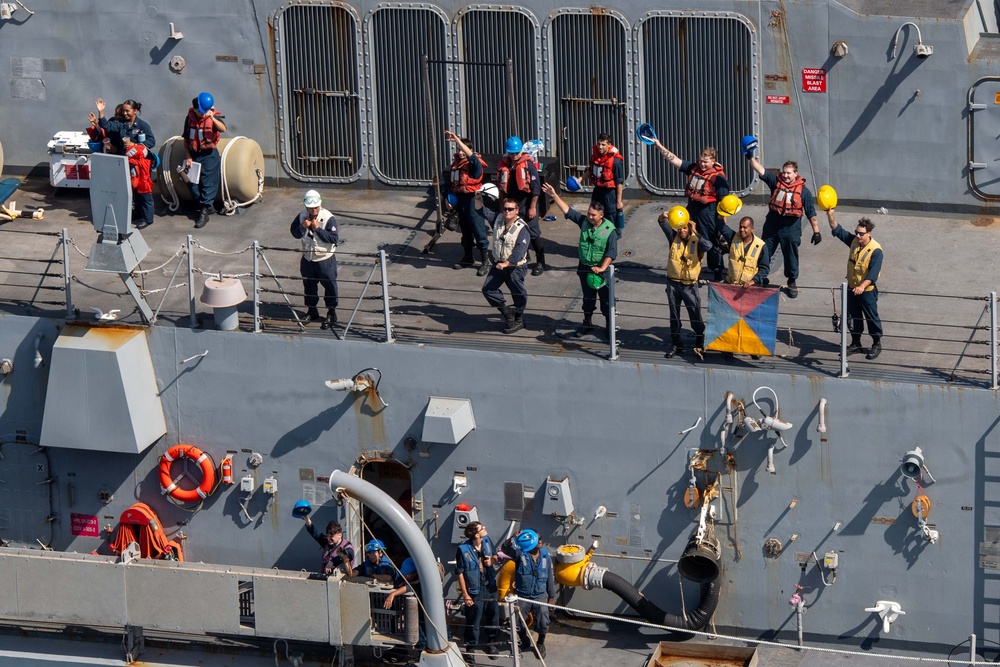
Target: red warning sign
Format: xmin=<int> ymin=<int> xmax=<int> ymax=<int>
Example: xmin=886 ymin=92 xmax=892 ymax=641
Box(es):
xmin=71 ymin=513 xmax=100 ymax=537
xmin=802 ymin=68 xmax=827 ymax=93
xmin=766 ymin=95 xmax=790 ymax=105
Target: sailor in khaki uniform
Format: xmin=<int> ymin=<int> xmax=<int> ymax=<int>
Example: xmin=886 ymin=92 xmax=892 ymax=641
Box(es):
xmin=826 ymin=209 xmax=884 ymax=359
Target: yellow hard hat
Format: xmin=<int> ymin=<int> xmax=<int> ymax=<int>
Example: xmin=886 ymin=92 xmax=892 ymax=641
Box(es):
xmin=667 ymin=206 xmax=690 ymax=230
xmin=817 ymin=185 xmax=838 ymax=211
xmin=716 ymin=194 xmax=743 ymax=217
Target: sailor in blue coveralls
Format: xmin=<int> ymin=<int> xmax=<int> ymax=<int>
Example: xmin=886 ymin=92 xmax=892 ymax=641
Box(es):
xmin=358 ymin=539 xmax=396 ymax=582
xmin=501 ymin=529 xmax=555 ymax=659
xmin=455 ymin=521 xmax=500 ymax=657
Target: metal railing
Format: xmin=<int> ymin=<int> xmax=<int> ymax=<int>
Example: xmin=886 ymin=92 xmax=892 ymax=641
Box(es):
xmin=0 ymin=226 xmax=998 ymax=389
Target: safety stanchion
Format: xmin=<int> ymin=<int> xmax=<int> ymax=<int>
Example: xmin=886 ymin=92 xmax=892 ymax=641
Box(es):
xmin=186 ymin=235 xmax=196 ymax=328
xmin=607 ymin=264 xmax=618 ymax=361
xmin=253 ymin=241 xmax=261 ymax=333
xmin=380 ymin=249 xmax=394 ymax=343
xmin=991 ymin=292 xmax=998 ymax=391
xmin=61 ymin=229 xmax=72 ymax=320
xmin=839 ymin=282 xmax=849 ymax=379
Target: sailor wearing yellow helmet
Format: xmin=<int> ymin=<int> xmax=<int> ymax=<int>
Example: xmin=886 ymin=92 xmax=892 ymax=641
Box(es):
xmin=822 ymin=187 xmax=884 ymax=360
xmin=658 ymin=206 xmax=712 ymax=358
xmin=717 ymin=195 xmax=770 ymax=289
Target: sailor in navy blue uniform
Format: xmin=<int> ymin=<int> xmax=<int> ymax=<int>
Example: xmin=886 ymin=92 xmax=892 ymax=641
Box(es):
xmin=358 ymin=539 xmax=395 ymax=582
xmin=501 ymin=529 xmax=555 ymax=659
xmin=291 ymin=190 xmax=339 ymax=330
xmin=455 ymin=521 xmax=500 ymax=656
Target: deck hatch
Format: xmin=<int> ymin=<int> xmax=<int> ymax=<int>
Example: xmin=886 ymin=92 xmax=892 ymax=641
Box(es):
xmin=635 ymin=12 xmax=758 ymax=196
xmin=365 ymin=6 xmax=450 ymax=185
xmin=274 ymin=3 xmax=366 ymax=183
xmin=545 ymin=10 xmax=631 ymax=191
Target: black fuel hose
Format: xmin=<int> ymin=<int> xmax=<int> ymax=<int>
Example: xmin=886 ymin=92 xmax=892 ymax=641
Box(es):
xmin=601 ymin=571 xmax=720 ymax=630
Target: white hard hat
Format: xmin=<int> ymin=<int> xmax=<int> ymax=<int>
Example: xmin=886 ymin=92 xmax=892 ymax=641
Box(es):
xmin=477 ymin=183 xmax=500 ymax=200
xmin=303 ymin=190 xmax=322 ymax=207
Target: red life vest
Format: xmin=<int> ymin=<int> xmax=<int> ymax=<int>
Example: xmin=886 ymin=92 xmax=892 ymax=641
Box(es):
xmin=450 ymin=153 xmax=487 ymax=194
xmin=685 ymin=163 xmax=725 ymax=204
xmin=125 ymin=144 xmax=153 ymax=195
xmin=590 ymin=146 xmax=622 ymax=189
xmin=184 ymin=107 xmax=221 ymax=153
xmin=497 ymin=153 xmax=534 ymax=195
xmin=768 ymin=175 xmax=806 ymax=217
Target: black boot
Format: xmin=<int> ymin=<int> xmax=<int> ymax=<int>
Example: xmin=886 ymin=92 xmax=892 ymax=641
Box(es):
xmin=306 ymin=308 xmax=322 ymax=323
xmin=575 ymin=313 xmax=594 ymax=337
xmin=498 ymin=306 xmax=514 ymax=333
xmin=504 ymin=309 xmax=524 ymax=334
xmin=194 ymin=204 xmax=211 ymax=229
xmin=866 ymin=338 xmax=882 ymax=360
xmin=532 ymin=247 xmax=546 ymax=276
xmin=535 ymin=634 xmax=546 ymax=659
xmin=321 ymin=310 xmax=338 ymax=330
xmin=477 ymin=247 xmax=490 ymax=276
xmin=847 ymin=337 xmax=863 ymax=355
xmin=453 ymin=250 xmax=474 ymax=270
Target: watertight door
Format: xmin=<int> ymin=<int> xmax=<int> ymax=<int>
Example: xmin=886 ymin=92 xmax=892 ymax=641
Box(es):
xmin=274 ymin=4 xmax=366 ymax=183
xmin=551 ymin=12 xmax=631 ymax=192
xmin=968 ymin=77 xmax=1000 ymax=198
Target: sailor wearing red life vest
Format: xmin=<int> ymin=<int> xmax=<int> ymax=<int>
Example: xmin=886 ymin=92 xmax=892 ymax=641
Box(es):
xmin=122 ymin=136 xmax=155 ymax=231
xmin=183 ymin=92 xmax=227 ymax=229
xmin=588 ymin=133 xmax=625 ymax=236
xmin=652 ymin=140 xmax=733 ymax=282
xmin=497 ymin=136 xmax=546 ymax=276
xmin=445 ymin=131 xmax=490 ymax=276
xmin=748 ymin=150 xmax=821 ymax=299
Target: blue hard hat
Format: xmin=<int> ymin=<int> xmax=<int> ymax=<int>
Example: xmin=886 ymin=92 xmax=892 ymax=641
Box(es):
xmin=566 ymin=176 xmax=582 ymax=192
xmin=515 ymin=529 xmax=539 ymax=551
xmin=365 ymin=539 xmax=386 ymax=553
xmin=197 ymin=92 xmax=215 ymax=114
xmin=447 ymin=193 xmax=458 ymax=207
xmin=292 ymin=499 xmax=312 ymax=518
xmin=505 ymin=136 xmax=523 ymax=154
xmin=740 ymin=135 xmax=758 ymax=153
xmin=400 ymin=557 xmax=417 ymax=575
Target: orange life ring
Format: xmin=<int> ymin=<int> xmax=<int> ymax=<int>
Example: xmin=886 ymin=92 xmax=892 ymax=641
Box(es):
xmin=159 ymin=444 xmax=216 ymax=502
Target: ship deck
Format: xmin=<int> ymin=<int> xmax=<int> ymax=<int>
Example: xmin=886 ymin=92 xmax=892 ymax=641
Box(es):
xmin=1 ymin=175 xmax=998 ymax=391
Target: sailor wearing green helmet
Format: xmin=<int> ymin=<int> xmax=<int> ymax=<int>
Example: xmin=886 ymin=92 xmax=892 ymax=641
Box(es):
xmin=541 ymin=182 xmax=618 ymax=337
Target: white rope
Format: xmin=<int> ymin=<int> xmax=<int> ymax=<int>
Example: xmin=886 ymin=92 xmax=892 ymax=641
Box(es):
xmin=140 ymin=282 xmax=187 ymax=296
xmin=131 ymin=247 xmax=186 ymax=275
xmin=158 ymin=136 xmax=183 ymax=213
xmin=192 ymin=239 xmax=253 ymax=256
xmin=67 ymin=238 xmax=90 ymax=259
xmin=219 ymin=136 xmax=265 ymax=216
xmin=510 ymin=596 xmax=958 ymax=665
xmin=193 ymin=268 xmax=252 ymax=279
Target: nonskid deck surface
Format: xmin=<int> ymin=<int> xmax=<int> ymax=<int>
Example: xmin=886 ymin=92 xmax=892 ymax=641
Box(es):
xmin=1 ymin=176 xmax=998 ymax=387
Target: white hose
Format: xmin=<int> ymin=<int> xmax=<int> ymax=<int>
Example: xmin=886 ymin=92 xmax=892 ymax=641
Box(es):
xmin=817 ymin=398 xmax=827 ymax=434
xmin=159 ymin=135 xmax=183 ymax=212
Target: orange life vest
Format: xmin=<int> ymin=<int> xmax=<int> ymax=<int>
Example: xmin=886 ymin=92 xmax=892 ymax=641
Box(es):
xmin=685 ymin=163 xmax=725 ymax=204
xmin=590 ymin=146 xmax=623 ymax=189
xmin=768 ymin=176 xmax=806 ymax=217
xmin=497 ymin=153 xmax=534 ymax=195
xmin=450 ymin=153 xmax=487 ymax=194
xmin=125 ymin=144 xmax=153 ymax=194
xmin=184 ymin=107 xmax=221 ymax=153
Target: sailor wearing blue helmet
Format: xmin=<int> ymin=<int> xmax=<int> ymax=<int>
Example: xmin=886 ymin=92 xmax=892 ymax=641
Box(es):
xmin=358 ymin=538 xmax=395 ymax=582
xmin=183 ymin=91 xmax=227 ymax=229
xmin=501 ymin=528 xmax=555 ymax=659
